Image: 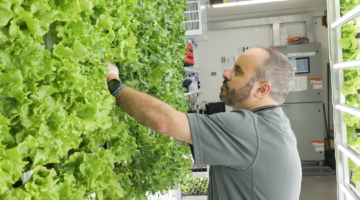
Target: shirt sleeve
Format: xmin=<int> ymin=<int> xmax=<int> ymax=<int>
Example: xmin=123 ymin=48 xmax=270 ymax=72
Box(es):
xmin=186 ymin=110 xmax=259 ymax=170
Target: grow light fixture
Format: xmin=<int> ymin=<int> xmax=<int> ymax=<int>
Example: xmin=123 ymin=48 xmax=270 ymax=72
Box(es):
xmin=210 ymin=0 xmax=286 ymax=8
xmin=331 ymin=5 xmax=360 ymax=28
xmin=335 ymin=104 xmax=360 ymax=118
xmin=333 ymin=60 xmax=360 ymax=69
xmin=338 ymin=145 xmax=360 ymax=169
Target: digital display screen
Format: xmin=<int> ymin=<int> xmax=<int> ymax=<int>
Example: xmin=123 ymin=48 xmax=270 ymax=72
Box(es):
xmin=290 ymin=58 xmax=310 ymax=74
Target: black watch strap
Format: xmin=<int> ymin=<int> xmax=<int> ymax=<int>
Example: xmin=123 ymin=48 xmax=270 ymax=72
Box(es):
xmin=110 ymin=84 xmax=122 ymax=94
xmin=108 ymin=79 xmax=122 ymax=94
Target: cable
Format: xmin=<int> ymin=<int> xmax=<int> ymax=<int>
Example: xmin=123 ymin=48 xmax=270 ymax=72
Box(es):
xmin=323 ymin=103 xmax=331 ymax=150
xmin=327 ymin=63 xmax=332 ymax=138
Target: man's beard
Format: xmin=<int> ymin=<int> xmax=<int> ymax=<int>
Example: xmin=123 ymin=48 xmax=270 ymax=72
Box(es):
xmin=220 ymin=80 xmax=254 ymax=106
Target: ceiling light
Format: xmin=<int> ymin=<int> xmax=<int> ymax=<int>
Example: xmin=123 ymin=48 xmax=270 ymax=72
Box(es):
xmin=212 ymin=0 xmax=286 ymax=8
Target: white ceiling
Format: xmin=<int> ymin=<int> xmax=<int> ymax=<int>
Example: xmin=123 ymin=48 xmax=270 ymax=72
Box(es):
xmin=206 ymin=0 xmax=327 ymax=23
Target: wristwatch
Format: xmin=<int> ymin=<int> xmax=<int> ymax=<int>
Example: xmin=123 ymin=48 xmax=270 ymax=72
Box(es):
xmin=107 ymin=79 xmax=122 ymax=94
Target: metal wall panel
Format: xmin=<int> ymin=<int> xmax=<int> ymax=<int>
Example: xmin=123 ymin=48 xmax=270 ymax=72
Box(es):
xmin=281 ymin=103 xmax=325 ymax=161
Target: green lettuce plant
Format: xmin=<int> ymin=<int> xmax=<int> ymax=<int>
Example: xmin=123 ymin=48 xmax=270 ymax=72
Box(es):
xmin=0 ymin=0 xmax=192 ymax=199
xmin=340 ymin=0 xmax=360 ymax=15
xmin=181 ymin=177 xmax=208 ymax=196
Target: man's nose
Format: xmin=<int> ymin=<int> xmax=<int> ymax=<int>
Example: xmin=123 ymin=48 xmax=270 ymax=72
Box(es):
xmin=222 ymin=70 xmax=231 ymax=81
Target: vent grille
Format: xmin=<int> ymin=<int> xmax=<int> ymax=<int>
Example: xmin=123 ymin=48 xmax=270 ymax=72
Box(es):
xmin=186 ymin=2 xmax=199 ymax=11
xmin=184 ymin=12 xmax=199 ymax=21
xmin=184 ymin=1 xmax=200 ymax=30
xmin=183 ymin=0 xmax=207 ymax=38
xmin=185 ymin=21 xmax=200 ymax=30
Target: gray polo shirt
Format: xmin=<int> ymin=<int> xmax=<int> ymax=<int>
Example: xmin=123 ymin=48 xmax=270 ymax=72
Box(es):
xmin=187 ymin=106 xmax=302 ymax=200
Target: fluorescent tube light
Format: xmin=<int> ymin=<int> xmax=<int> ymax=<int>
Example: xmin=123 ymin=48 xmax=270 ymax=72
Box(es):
xmin=333 ymin=60 xmax=360 ymax=69
xmin=335 ymin=104 xmax=360 ymax=118
xmin=212 ymin=0 xmax=286 ymax=8
xmin=331 ymin=5 xmax=360 ymax=28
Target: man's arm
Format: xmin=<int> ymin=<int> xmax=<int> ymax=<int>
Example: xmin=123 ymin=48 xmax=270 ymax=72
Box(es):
xmin=107 ymin=74 xmax=193 ymax=144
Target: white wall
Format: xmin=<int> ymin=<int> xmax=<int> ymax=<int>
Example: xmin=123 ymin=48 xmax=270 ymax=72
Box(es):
xmin=196 ymin=24 xmax=272 ymax=112
xmin=194 ymin=13 xmax=333 ymax=136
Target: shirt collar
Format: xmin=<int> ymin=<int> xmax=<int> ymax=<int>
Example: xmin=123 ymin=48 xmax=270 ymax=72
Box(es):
xmin=250 ymin=105 xmax=280 ymax=113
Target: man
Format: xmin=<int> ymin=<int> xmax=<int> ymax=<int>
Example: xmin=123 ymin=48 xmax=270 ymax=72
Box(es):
xmin=106 ymin=47 xmax=302 ymax=200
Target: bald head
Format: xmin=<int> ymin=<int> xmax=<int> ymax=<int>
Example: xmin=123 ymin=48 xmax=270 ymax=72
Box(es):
xmin=241 ymin=47 xmax=270 ymax=60
xmin=239 ymin=48 xmax=270 ymax=72
xmin=242 ymin=47 xmax=294 ymax=104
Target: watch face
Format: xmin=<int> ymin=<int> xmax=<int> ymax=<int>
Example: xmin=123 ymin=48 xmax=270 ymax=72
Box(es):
xmin=108 ymin=80 xmax=120 ymax=90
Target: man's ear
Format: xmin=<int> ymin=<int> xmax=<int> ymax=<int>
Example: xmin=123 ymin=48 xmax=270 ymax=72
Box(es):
xmin=254 ymin=82 xmax=271 ymax=98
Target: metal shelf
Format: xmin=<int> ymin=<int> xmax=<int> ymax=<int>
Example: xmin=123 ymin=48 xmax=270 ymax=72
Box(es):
xmin=184 ymin=68 xmax=200 ymax=74
xmin=191 ymin=171 xmax=208 ymax=178
xmin=184 ymin=89 xmax=201 ymax=96
xmin=183 ymin=196 xmax=207 ymax=200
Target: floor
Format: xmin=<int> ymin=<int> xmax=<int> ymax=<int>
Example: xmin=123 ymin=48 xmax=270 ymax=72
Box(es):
xmin=300 ymin=175 xmax=337 ymax=200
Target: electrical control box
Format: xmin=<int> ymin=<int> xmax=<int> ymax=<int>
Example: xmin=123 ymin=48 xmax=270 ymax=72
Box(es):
xmin=275 ymin=43 xmax=323 ymax=103
xmin=276 ymin=43 xmax=325 ymax=162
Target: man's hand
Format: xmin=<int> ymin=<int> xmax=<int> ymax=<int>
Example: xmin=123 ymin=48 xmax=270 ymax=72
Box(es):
xmin=106 ymin=61 xmax=193 ymax=144
xmin=106 ymin=62 xmax=120 ymax=83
